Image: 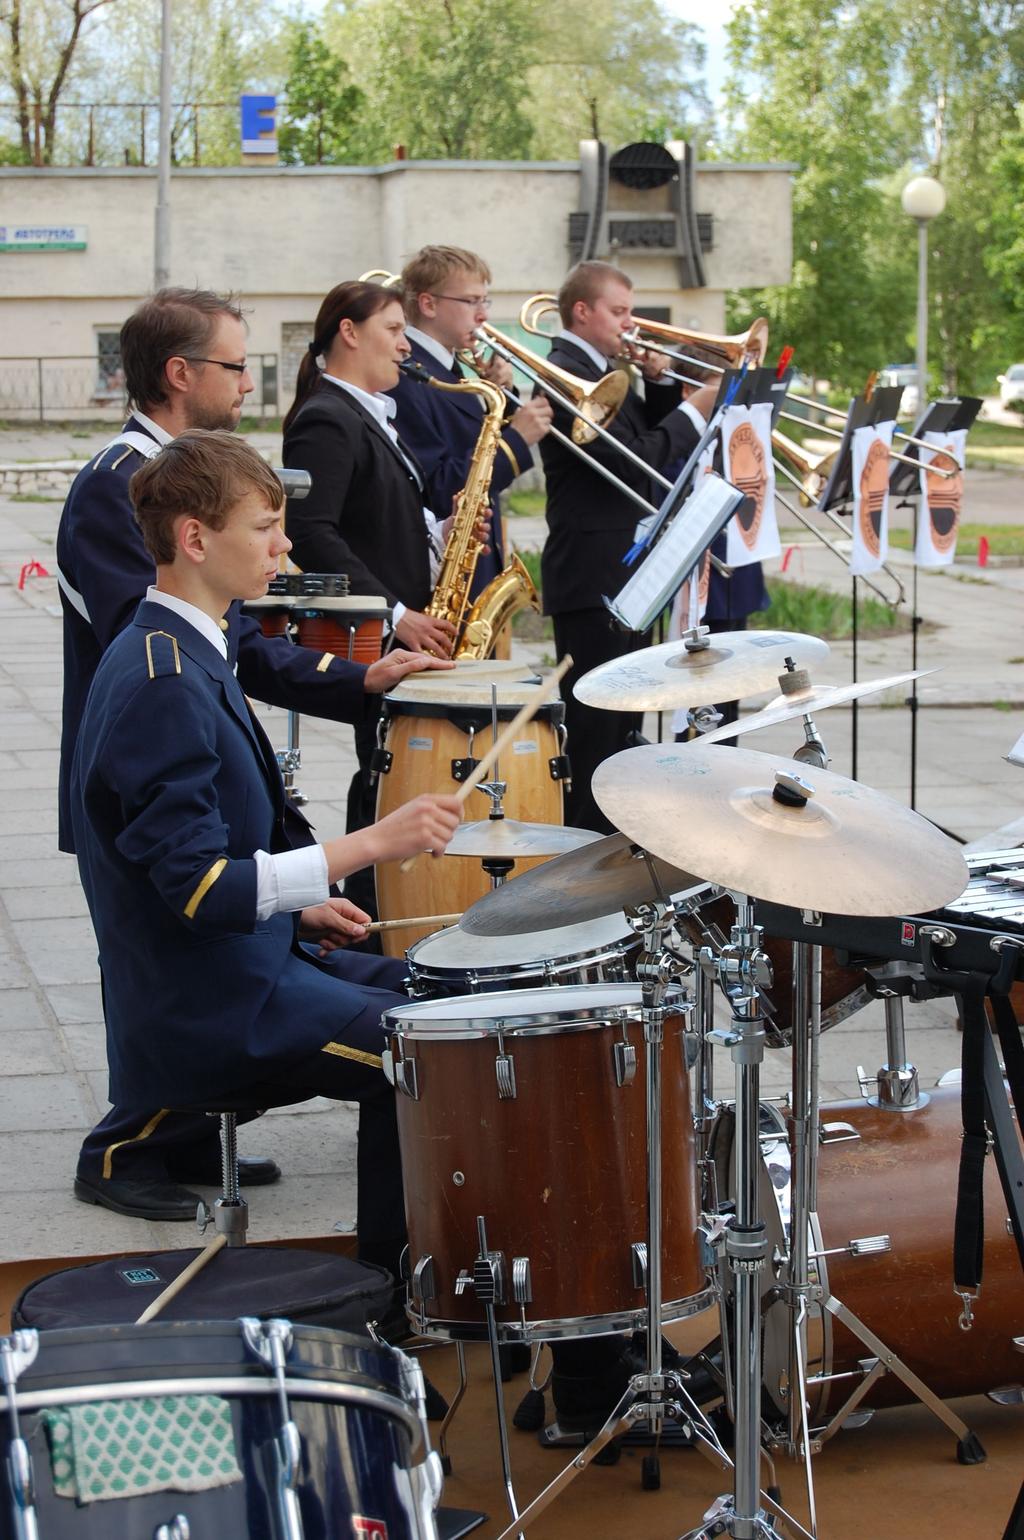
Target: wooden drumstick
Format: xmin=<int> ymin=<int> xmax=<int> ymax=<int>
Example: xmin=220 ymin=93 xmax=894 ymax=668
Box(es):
xmin=365 ymin=912 xmax=462 ymax=933
xmin=136 ymin=1234 xmax=227 ymax=1324
xmin=399 ymin=654 xmax=573 ymax=873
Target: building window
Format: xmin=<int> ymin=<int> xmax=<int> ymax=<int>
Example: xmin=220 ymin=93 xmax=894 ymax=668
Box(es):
xmin=95 ymin=330 xmax=125 ymax=399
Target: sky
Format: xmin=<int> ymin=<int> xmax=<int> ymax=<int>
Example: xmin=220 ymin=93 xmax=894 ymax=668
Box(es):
xmin=663 ymin=0 xmax=740 ymax=109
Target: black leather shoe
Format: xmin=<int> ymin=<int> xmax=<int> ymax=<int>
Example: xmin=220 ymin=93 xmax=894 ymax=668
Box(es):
xmin=73 ymin=1173 xmax=202 ymax=1222
xmin=167 ymin=1154 xmax=282 ymax=1187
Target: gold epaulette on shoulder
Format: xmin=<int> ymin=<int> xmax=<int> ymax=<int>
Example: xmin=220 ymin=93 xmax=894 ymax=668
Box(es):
xmin=144 ymin=630 xmax=182 ymax=680
xmin=90 ymin=444 xmax=136 ymax=472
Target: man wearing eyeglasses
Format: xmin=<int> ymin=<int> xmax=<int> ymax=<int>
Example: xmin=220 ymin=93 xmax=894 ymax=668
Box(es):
xmin=389 ymin=245 xmax=551 ymax=596
xmin=56 ymin=286 xmax=446 ymax=1223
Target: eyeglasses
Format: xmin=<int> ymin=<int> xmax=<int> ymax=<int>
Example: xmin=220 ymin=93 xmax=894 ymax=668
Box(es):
xmin=429 ymin=294 xmax=493 ymax=311
xmin=183 ymin=357 xmax=250 ymax=374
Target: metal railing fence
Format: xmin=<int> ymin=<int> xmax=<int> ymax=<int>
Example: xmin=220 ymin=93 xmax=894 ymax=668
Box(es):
xmin=0 ymin=355 xmax=279 ymax=422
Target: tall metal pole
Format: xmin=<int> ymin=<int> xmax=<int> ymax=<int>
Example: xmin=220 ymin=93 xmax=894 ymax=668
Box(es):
xmin=914 ymin=217 xmax=928 ymax=421
xmin=154 ymin=0 xmax=173 ymax=288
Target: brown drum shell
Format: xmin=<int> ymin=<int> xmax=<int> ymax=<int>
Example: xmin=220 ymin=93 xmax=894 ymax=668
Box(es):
xmin=375 ymin=704 xmax=564 ymax=957
xmin=294 ymin=612 xmax=385 ymax=664
xmin=750 ymin=1086 xmax=1023 ymax=1415
xmin=686 ymin=897 xmax=869 ymax=1041
xmin=393 ymin=1012 xmax=706 ymax=1338
xmin=243 ymin=604 xmax=291 ymax=639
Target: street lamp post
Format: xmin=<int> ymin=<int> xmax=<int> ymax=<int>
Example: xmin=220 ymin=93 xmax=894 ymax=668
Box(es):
xmin=900 ymin=174 xmax=946 ymax=413
xmin=154 ymin=0 xmax=173 ymax=288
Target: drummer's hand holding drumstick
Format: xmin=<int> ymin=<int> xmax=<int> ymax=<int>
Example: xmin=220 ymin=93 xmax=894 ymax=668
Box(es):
xmin=323 ymin=793 xmax=462 ymax=883
xmin=299 ymin=896 xmax=373 ymax=954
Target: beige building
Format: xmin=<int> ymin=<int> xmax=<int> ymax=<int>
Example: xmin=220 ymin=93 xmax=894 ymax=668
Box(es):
xmin=0 ymin=149 xmax=793 ymax=417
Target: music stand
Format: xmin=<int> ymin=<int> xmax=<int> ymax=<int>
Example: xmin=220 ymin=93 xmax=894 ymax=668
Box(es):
xmin=887 ymin=397 xmax=982 ymax=807
xmin=809 ymin=387 xmax=903 ymax=778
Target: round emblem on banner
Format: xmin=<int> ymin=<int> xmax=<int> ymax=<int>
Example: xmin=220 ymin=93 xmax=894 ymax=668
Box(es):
xmin=728 ymin=423 xmax=767 ymax=551
xmin=858 ymin=437 xmax=890 ymax=557
xmin=925 ymin=444 xmax=962 ymax=554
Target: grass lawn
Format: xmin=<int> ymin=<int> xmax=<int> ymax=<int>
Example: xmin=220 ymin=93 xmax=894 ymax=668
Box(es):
xmin=886 ymin=522 xmax=1024 ymax=558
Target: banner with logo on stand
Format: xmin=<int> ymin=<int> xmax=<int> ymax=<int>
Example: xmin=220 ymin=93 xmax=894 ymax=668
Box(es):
xmin=849 ymin=420 xmax=895 ymax=576
xmin=721 ymin=402 xmax=781 ymax=568
xmin=914 ymin=429 xmax=966 ymax=566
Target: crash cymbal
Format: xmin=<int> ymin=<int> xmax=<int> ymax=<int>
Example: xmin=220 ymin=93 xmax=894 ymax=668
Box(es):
xmin=460 ymin=831 xmax=708 ymax=935
xmin=574 ymin=629 xmax=830 ymax=713
xmin=694 ymin=668 xmax=938 ymax=746
xmin=592 ymin=743 xmax=968 ymax=916
xmin=445 ymin=818 xmax=602 ymax=860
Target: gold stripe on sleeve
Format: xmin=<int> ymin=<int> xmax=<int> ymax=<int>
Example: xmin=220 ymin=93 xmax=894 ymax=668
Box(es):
xmin=316 ymin=653 xmax=333 ymax=673
xmin=184 ymin=857 xmax=227 ymax=919
xmin=322 ymin=1041 xmax=383 ymax=1070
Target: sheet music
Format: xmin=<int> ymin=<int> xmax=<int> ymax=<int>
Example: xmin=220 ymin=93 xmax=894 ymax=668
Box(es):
xmin=608 ymin=473 xmax=743 ymax=633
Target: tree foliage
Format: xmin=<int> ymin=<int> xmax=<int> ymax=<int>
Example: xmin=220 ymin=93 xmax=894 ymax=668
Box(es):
xmin=278 ymin=23 xmax=364 ymax=166
xmin=0 ymin=0 xmax=116 ymax=164
xmin=722 ymin=0 xmax=1024 ymax=393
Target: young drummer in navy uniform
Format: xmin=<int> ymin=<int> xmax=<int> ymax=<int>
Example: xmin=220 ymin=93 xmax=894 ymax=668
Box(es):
xmin=58 ymin=286 xmax=448 ymax=1221
xmin=387 ymin=245 xmax=551 ymax=596
xmin=70 ymin=431 xmax=461 ymax=1285
xmin=538 ymin=261 xmax=717 ymax=833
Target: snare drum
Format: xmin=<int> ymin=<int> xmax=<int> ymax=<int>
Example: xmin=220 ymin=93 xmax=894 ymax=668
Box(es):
xmin=241 ymin=593 xmax=294 ymax=639
xmin=406 ymin=912 xmax=638 ymax=996
xmin=375 ymin=674 xmax=568 ymax=957
xmin=293 ymin=594 xmax=391 ymax=664
xmin=0 ymin=1320 xmax=441 ymax=1538
xmin=384 ymin=983 xmax=711 ymax=1343
xmin=712 ymin=1086 xmax=1024 ymax=1419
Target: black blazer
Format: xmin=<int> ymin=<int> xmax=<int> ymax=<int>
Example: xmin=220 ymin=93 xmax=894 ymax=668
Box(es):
xmin=538 ymin=337 xmax=701 ymax=616
xmin=282 ymin=378 xmax=432 ymax=610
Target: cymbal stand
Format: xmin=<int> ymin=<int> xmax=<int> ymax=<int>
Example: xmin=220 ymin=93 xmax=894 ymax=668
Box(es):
xmin=277 ymin=711 xmax=307 ymax=805
xmin=478 ymin=683 xmax=514 ymax=889
xmin=682 ymin=893 xmax=787 ymax=1540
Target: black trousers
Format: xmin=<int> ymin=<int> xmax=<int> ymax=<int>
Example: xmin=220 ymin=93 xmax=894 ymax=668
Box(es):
xmin=552 ymin=608 xmax=651 ymax=834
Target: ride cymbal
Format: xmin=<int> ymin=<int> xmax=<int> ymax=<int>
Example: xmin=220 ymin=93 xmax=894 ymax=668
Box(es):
xmin=573 ymin=629 xmax=830 ymax=713
xmin=445 ymin=819 xmax=602 ymax=859
xmin=460 ymin=831 xmax=708 ymax=935
xmin=592 ymin=742 xmax=968 ymax=916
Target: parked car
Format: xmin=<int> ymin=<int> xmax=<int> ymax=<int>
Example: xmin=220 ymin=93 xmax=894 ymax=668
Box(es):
xmin=879 ymin=365 xmax=920 ymax=418
xmin=997 ymin=364 xmax=1024 ymax=407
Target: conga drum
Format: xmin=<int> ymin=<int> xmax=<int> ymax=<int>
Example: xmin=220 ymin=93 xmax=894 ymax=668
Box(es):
xmin=241 ymin=593 xmax=295 ymax=640
xmin=293 ymin=594 xmax=391 ymax=665
xmin=374 ymin=673 xmax=568 ymax=956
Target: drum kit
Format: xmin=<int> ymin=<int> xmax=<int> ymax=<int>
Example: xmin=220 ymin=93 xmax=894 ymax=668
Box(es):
xmin=372 ymin=627 xmax=1022 ymax=1540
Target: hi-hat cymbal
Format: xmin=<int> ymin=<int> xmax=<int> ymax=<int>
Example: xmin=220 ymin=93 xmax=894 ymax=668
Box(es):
xmin=445 ymin=819 xmax=602 ymax=859
xmin=574 ymin=630 xmax=830 ymax=713
xmin=592 ymin=742 xmax=968 ymax=916
xmin=460 ymin=832 xmax=708 ymax=935
xmin=693 ymin=668 xmax=937 ymax=746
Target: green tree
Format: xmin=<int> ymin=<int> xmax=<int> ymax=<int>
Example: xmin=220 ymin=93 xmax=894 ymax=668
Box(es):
xmin=0 ymin=0 xmax=117 ymax=164
xmin=327 ymin=0 xmax=539 ymax=161
xmin=987 ymin=103 xmax=1024 ymax=349
xmin=278 ymin=23 xmax=364 ymax=165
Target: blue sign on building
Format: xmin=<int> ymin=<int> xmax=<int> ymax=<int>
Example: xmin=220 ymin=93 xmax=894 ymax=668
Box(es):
xmin=240 ymin=95 xmax=277 ymax=155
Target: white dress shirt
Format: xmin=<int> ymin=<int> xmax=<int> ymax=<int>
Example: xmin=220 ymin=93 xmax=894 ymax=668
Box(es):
xmin=145 ymin=587 xmax=330 ymax=921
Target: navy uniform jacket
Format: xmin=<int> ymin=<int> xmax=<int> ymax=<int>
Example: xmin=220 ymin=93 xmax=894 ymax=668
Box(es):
xmin=537 ymin=337 xmax=700 ymax=617
xmin=71 ymin=602 xmax=365 ymax=1108
xmin=56 ymin=415 xmax=373 ymax=853
xmin=282 ymin=380 xmax=432 ymax=608
xmin=388 ymin=337 xmax=531 ymax=593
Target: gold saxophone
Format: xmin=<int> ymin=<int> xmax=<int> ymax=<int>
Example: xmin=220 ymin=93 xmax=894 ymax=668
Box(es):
xmin=408 ymin=364 xmax=540 ymax=659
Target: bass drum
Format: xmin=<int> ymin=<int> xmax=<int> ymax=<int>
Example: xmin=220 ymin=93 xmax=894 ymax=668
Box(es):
xmin=374 ymin=673 xmax=567 ymax=957
xmin=711 ymin=1086 xmax=1023 ymax=1420
xmin=0 ymin=1320 xmax=441 ymax=1539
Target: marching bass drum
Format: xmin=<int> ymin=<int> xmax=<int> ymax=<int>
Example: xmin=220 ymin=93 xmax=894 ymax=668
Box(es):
xmin=374 ymin=672 xmax=567 ymax=957
xmin=710 ymin=1085 xmax=1023 ymax=1421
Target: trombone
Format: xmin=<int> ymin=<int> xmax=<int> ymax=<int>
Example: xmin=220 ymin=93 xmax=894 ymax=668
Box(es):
xmin=520 ymin=293 xmax=903 ymax=605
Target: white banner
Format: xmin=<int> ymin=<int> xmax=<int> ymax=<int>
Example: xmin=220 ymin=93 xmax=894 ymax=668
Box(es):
xmin=721 ymin=402 xmax=780 ymax=568
xmin=850 ymin=421 xmax=895 ymax=576
xmin=915 ymin=429 xmax=966 ymax=567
